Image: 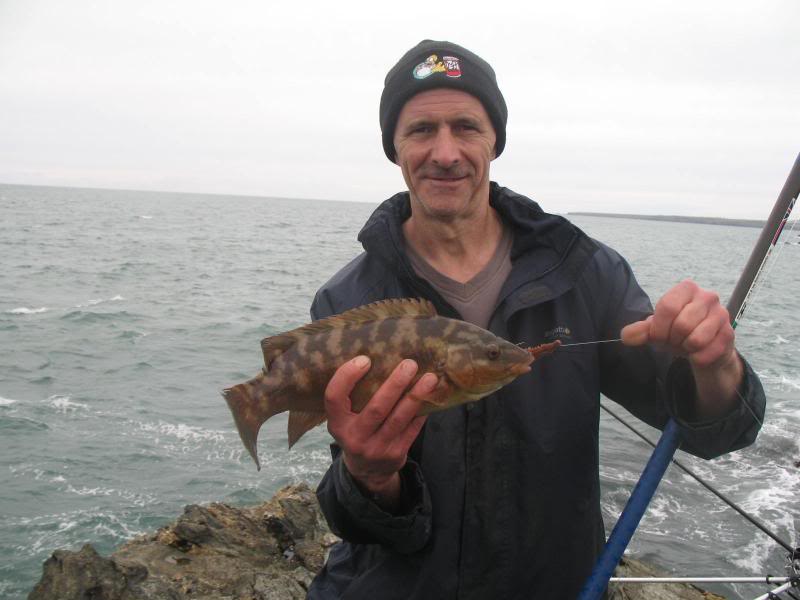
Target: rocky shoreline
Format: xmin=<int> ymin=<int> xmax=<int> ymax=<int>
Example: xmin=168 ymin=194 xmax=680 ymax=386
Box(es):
xmin=27 ymin=483 xmax=724 ymax=599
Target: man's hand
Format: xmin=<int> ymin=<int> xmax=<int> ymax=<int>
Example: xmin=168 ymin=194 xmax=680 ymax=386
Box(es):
xmin=621 ymin=279 xmax=744 ymax=420
xmin=324 ymin=355 xmax=438 ymax=511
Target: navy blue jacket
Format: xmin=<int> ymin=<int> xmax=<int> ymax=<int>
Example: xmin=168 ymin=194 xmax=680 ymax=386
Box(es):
xmin=307 ymin=183 xmax=765 ymax=600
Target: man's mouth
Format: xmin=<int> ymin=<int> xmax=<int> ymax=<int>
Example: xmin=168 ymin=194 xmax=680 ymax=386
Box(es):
xmin=427 ymin=175 xmax=467 ymax=183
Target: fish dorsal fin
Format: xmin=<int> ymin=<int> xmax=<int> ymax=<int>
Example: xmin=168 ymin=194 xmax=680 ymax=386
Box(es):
xmin=261 ymin=298 xmax=437 ymax=369
xmin=318 ymin=298 xmax=437 ymax=326
xmin=261 ymin=335 xmax=298 ymax=369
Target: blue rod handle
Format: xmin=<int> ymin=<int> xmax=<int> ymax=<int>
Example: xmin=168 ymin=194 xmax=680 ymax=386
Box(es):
xmin=577 ymin=418 xmax=681 ymax=600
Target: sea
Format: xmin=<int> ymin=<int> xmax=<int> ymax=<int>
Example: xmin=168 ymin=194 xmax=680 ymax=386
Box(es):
xmin=1 ymin=183 xmax=798 ymax=600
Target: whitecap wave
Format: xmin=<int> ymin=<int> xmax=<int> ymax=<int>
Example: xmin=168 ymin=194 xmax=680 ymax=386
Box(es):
xmin=6 ymin=307 xmax=48 ymax=314
xmin=75 ymin=295 xmax=124 ymax=308
xmin=779 ymin=375 xmax=800 ymax=391
xmin=137 ymin=421 xmax=226 ymax=444
xmin=64 ymin=484 xmax=157 ymax=506
xmin=46 ymin=395 xmax=89 ymax=413
xmin=742 ymin=318 xmax=774 ymax=328
xmin=0 ymin=395 xmax=18 ymax=406
xmin=10 ymin=508 xmax=148 ymax=556
xmin=751 ymin=368 xmax=800 ymax=391
xmin=139 ymin=215 xmax=153 ymax=219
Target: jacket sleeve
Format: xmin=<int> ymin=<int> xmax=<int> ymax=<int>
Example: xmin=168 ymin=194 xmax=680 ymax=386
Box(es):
xmin=316 ymin=445 xmax=433 ymax=553
xmin=309 ymin=293 xmax=434 ymax=553
xmin=594 ymin=244 xmax=765 ymax=459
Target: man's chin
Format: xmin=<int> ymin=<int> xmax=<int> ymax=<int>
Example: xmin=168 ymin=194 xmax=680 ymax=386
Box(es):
xmin=412 ymin=196 xmax=468 ymax=222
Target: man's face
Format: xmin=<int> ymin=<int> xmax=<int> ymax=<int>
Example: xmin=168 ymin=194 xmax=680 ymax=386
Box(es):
xmin=393 ymin=89 xmax=496 ymax=222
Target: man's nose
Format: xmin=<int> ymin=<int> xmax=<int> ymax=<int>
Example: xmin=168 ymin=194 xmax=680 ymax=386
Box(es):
xmin=430 ymin=127 xmax=460 ymax=167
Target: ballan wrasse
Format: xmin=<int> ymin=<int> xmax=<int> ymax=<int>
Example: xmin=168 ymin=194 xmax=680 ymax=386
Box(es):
xmin=223 ymin=298 xmax=558 ymax=469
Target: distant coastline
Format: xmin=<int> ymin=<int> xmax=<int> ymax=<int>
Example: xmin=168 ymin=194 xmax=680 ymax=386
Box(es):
xmin=570 ymin=212 xmax=765 ymax=229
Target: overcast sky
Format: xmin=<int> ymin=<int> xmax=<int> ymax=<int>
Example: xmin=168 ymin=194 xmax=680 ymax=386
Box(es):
xmin=1 ymin=0 xmax=797 ymax=218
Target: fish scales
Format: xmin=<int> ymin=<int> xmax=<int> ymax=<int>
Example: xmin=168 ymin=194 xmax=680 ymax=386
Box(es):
xmin=222 ymin=298 xmax=559 ymax=469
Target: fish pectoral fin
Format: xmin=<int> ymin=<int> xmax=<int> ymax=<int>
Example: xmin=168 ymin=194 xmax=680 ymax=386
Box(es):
xmin=287 ymin=410 xmax=327 ymax=448
xmin=417 ymin=377 xmax=452 ymax=415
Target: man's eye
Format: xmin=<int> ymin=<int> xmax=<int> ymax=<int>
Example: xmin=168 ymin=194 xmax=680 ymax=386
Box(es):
xmin=410 ymin=125 xmax=432 ymax=134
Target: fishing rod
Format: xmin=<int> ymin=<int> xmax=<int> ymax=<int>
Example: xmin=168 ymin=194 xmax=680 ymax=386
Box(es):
xmin=577 ymin=153 xmax=800 ymax=600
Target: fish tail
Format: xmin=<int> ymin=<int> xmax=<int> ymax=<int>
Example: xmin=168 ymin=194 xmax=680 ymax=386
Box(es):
xmin=222 ymin=375 xmax=281 ymax=471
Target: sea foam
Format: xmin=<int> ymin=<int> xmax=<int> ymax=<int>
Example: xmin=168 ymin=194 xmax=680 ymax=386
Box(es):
xmin=137 ymin=421 xmax=226 ymax=443
xmin=46 ymin=395 xmax=89 ymax=413
xmin=5 ymin=307 xmax=48 ymax=315
xmin=75 ymin=295 xmax=124 ymax=308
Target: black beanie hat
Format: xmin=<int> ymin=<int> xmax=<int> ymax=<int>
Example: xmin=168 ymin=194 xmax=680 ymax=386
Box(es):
xmin=379 ymin=40 xmax=508 ymax=163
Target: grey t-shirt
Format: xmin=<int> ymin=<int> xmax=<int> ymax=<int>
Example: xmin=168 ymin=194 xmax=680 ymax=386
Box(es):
xmin=405 ymin=226 xmax=513 ymax=329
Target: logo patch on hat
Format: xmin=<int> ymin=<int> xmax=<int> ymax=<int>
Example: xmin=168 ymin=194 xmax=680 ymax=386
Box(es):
xmin=413 ymin=54 xmax=461 ymax=79
xmin=442 ymin=56 xmax=461 ymax=77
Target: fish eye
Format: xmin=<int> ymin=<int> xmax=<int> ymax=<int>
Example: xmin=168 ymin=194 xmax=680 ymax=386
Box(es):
xmin=486 ymin=344 xmax=500 ymax=360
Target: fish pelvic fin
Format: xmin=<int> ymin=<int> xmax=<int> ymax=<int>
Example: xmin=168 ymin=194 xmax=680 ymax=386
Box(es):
xmin=287 ymin=410 xmax=327 ymax=449
xmin=222 ymin=376 xmax=281 ymax=471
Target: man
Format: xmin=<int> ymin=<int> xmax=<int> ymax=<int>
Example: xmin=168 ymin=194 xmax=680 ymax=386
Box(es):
xmin=306 ymin=40 xmax=765 ymax=599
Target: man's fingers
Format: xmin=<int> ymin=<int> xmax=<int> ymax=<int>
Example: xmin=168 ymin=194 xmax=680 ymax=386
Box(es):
xmin=357 ymin=359 xmax=419 ymax=432
xmin=621 ymin=318 xmax=651 ymax=346
xmin=386 ymin=414 xmax=428 ymax=459
xmin=685 ymin=314 xmax=735 ymax=368
xmin=324 ymin=355 xmax=371 ymax=420
xmin=682 ymin=308 xmax=724 ymax=353
xmin=651 ymin=280 xmax=695 ymax=342
xmin=380 ymin=372 xmax=438 ymax=440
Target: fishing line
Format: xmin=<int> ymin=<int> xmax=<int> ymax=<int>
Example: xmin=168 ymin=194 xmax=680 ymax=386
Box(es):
xmin=745 ymin=215 xmax=800 ymax=317
xmin=556 ymin=343 xmax=766 ymax=424
xmin=731 ymin=196 xmax=797 ymax=328
xmin=559 ymin=338 xmax=621 ymax=347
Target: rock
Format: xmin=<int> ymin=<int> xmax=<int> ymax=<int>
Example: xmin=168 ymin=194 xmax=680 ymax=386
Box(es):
xmin=27 ymin=544 xmax=146 ymax=600
xmin=28 ymin=482 xmax=724 ymax=599
xmin=28 ymin=483 xmax=335 ymax=600
xmin=610 ymin=556 xmax=726 ymax=600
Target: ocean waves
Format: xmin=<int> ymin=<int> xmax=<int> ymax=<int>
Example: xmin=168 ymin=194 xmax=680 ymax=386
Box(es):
xmin=60 ymin=309 xmax=140 ymax=324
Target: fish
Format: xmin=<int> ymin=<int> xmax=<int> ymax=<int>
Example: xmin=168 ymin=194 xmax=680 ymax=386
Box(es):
xmin=223 ymin=298 xmax=559 ymax=469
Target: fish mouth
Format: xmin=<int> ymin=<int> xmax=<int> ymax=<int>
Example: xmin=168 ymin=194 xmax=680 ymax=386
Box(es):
xmin=507 ymin=362 xmax=532 ymax=377
xmin=508 ymin=347 xmax=535 ymax=376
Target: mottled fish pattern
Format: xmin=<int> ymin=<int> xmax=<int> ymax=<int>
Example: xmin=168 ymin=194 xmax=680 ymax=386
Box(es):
xmin=223 ymin=298 xmax=559 ymax=469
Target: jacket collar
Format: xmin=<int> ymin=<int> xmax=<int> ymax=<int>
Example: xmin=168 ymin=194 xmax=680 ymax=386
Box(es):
xmin=356 ymin=182 xmax=598 ymax=314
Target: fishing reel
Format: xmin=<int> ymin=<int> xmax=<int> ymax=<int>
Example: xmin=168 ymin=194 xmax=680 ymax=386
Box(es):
xmin=788 ymin=546 xmax=800 ymax=593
